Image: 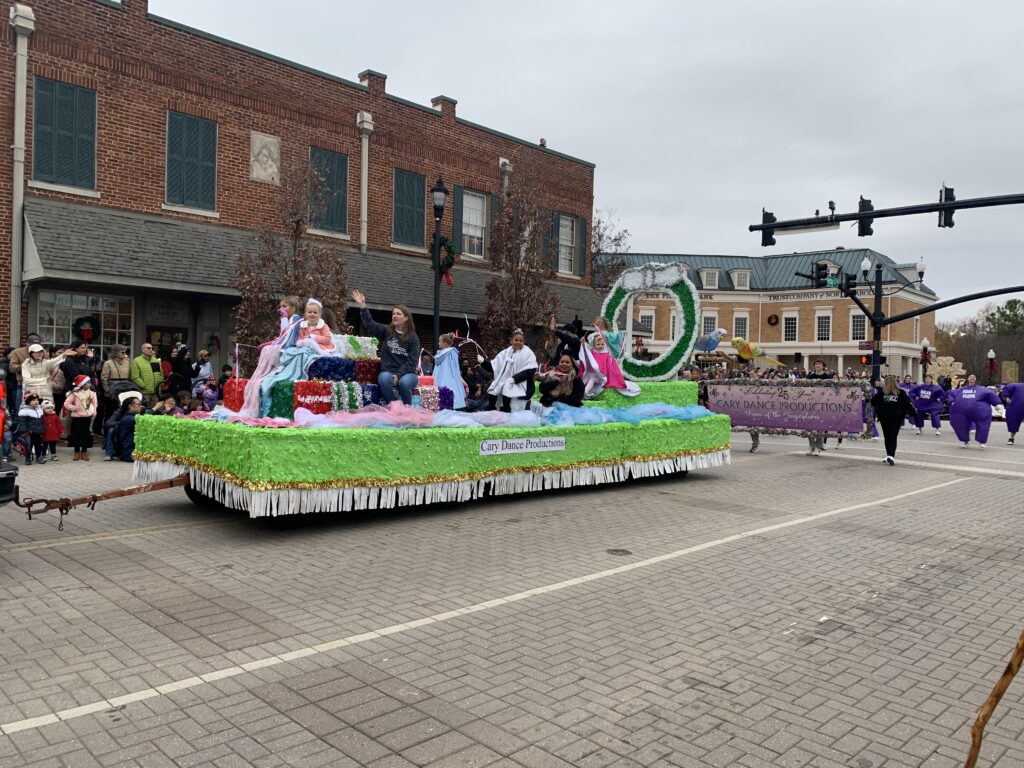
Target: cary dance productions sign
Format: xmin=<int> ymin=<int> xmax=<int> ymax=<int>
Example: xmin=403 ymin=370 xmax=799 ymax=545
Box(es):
xmin=708 ymin=383 xmax=865 ymax=434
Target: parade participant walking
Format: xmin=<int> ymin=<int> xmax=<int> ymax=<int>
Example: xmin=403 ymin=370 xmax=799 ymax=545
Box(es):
xmin=804 ymin=360 xmax=829 ymax=455
xmin=871 ymin=375 xmax=917 ymax=465
xmin=1000 ymin=381 xmax=1022 ymax=445
xmin=485 ymin=329 xmax=538 ymax=412
xmin=63 ymin=374 xmax=97 ymax=460
xmin=946 ymin=373 xmax=1001 ymax=448
xmin=910 ymin=374 xmax=945 ymax=435
xmin=352 ymin=290 xmax=421 ymax=405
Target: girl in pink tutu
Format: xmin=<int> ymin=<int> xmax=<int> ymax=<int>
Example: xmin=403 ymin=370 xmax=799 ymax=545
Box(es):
xmin=587 ymin=317 xmax=627 ymax=390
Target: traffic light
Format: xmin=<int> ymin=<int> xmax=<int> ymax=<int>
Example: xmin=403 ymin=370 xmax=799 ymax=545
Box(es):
xmin=812 ymin=262 xmax=829 ymax=288
xmin=939 ymin=185 xmax=955 ymax=228
xmin=859 ymin=355 xmax=870 ymax=366
xmin=761 ymin=209 xmax=776 ymax=247
xmin=843 ymin=272 xmax=857 ymax=293
xmin=857 ymin=196 xmax=874 ymax=237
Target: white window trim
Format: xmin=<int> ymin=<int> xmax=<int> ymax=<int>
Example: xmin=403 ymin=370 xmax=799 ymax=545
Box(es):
xmin=815 ymin=309 xmax=833 ymax=343
xmin=730 ymin=270 xmax=751 ymax=290
xmin=701 ymin=310 xmax=719 ymax=336
xmin=849 ymin=310 xmax=867 ymax=342
xmin=670 ymin=312 xmax=679 ymax=340
xmin=390 ymin=242 xmax=427 ymax=255
xmin=308 ymin=227 xmax=351 ymax=241
xmin=913 ymin=317 xmax=921 ymax=344
xmin=461 ymin=190 xmax=488 ymax=259
xmin=782 ymin=309 xmax=799 ymax=343
xmin=28 ymin=180 xmax=101 ymax=199
xmin=557 ymin=215 xmax=576 ymax=275
xmin=701 ymin=269 xmax=719 ymax=289
xmin=161 ymin=203 xmax=220 ymax=219
xmin=732 ymin=309 xmax=750 ymax=339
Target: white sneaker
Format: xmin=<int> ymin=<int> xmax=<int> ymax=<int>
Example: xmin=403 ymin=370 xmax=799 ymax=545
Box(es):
xmin=978 ymin=444 xmax=986 ymax=451
xmin=886 ymin=457 xmax=895 ymax=466
xmin=916 ymin=429 xmax=922 ymax=435
xmin=961 ymin=442 xmax=969 ymax=448
xmin=935 ymin=429 xmax=941 ymax=436
xmin=872 ymin=436 xmax=878 ymax=441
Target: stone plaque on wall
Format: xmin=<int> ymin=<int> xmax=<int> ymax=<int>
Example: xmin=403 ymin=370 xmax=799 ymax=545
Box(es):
xmin=250 ymin=131 xmax=280 ymax=185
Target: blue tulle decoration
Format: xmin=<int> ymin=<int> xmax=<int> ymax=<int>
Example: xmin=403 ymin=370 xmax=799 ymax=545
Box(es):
xmin=307 ymin=357 xmax=356 ymax=382
xmin=360 ymin=384 xmax=382 ymax=406
xmin=541 ymin=402 xmax=713 ymax=427
xmin=438 ymin=386 xmax=454 ymax=411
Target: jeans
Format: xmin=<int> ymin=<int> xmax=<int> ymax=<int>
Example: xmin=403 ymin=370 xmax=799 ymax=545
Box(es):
xmin=104 ymin=424 xmax=116 ymax=457
xmin=377 ymin=371 xmax=419 ymax=405
xmin=2 ymin=432 xmax=10 ymax=460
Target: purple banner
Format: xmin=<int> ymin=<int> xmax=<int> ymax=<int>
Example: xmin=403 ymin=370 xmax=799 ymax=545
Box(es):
xmin=708 ymin=382 xmax=866 ymax=434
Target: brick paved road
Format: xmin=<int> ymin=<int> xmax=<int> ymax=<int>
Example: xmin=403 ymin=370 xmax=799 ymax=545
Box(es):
xmin=0 ymin=422 xmax=1021 ymax=767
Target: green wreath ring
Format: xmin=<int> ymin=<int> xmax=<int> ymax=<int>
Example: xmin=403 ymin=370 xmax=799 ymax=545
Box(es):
xmin=601 ymin=263 xmax=700 ymax=382
xmin=438 ymin=236 xmax=456 ymax=274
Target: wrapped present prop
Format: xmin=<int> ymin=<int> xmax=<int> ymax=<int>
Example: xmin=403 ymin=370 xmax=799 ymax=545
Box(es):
xmin=418 ymin=375 xmax=435 ymax=387
xmin=354 ymin=359 xmax=381 ymax=385
xmin=268 ymin=380 xmax=296 ymax=419
xmin=359 ymin=384 xmax=382 ymax=406
xmin=308 ymin=357 xmax=356 ymax=382
xmin=335 ymin=335 xmax=379 ymax=359
xmin=438 ymin=386 xmax=454 ymax=411
xmin=223 ymin=378 xmax=247 ymax=412
xmin=418 ymin=386 xmax=440 ymax=411
xmin=333 ymin=381 xmax=363 ymax=412
xmin=294 ymin=380 xmax=334 ymax=414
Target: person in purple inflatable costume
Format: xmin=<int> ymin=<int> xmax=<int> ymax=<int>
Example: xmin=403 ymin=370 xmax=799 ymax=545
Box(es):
xmin=909 ymin=373 xmax=945 ymax=436
xmin=1002 ymin=381 xmax=1023 ymax=445
xmin=945 ymin=373 xmax=1001 ymax=448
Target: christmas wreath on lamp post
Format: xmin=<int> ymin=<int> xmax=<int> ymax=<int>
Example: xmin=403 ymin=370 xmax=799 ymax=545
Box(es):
xmin=438 ymin=236 xmax=456 ymax=285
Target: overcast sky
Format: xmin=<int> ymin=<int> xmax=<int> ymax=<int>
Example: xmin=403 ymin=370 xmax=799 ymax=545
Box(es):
xmin=151 ymin=0 xmax=1024 ymax=324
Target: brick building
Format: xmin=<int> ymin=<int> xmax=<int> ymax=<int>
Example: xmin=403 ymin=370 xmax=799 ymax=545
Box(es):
xmin=2 ymin=0 xmax=601 ymax=368
xmin=612 ymin=250 xmax=938 ymax=378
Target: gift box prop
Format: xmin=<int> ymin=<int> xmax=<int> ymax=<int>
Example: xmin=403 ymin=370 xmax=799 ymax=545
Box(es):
xmin=223 ymin=378 xmax=247 ymax=412
xmin=294 ymin=380 xmax=335 ymax=415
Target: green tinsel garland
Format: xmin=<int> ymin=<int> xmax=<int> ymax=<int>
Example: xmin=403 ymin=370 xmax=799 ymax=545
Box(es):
xmin=268 ymin=380 xmax=295 ymax=419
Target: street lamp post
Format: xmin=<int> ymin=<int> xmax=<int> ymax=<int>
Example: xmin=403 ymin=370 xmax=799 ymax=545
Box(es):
xmin=429 ymin=178 xmax=449 ymax=345
xmin=987 ymin=348 xmax=997 ymax=385
xmin=921 ymin=337 xmax=930 ymax=380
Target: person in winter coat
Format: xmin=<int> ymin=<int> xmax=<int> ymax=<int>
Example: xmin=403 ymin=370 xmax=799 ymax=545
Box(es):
xmin=17 ymin=392 xmax=46 ymax=465
xmin=946 ymin=374 xmax=1002 ymax=448
xmin=909 ymin=374 xmax=945 ymax=436
xmin=130 ymin=342 xmax=164 ymax=405
xmin=59 ymin=339 xmax=94 ymax=398
xmin=41 ymin=400 xmax=63 ymax=461
xmin=484 ymin=329 xmax=538 ymax=413
xmin=102 ymin=389 xmax=142 ymax=460
xmin=117 ymin=397 xmax=143 ymax=462
xmin=101 ymin=344 xmax=132 ymax=411
xmin=20 ymin=343 xmax=66 ymax=403
xmin=63 ymin=374 xmax=97 ymax=460
xmin=871 ymin=375 xmax=917 ymax=465
xmin=352 ymin=290 xmax=421 ymax=405
xmin=201 ymin=377 xmax=219 ymax=411
xmin=538 ymin=354 xmax=585 ymax=407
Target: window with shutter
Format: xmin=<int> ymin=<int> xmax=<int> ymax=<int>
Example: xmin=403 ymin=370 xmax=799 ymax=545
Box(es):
xmin=33 ymin=77 xmax=97 ymax=189
xmin=557 ymin=216 xmax=575 ymax=273
xmin=166 ymin=111 xmax=217 ymax=210
xmin=393 ymin=169 xmax=425 ymax=246
xmin=310 ymin=147 xmax=349 ymax=233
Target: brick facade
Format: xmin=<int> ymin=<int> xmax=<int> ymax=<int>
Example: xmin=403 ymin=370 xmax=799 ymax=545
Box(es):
xmin=0 ymin=0 xmax=596 ymax=360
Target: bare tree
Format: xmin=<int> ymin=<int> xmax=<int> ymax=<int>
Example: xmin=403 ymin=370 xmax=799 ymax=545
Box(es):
xmin=477 ymin=156 xmax=561 ymax=355
xmin=234 ymin=157 xmax=350 ymax=372
xmin=590 ymin=206 xmax=631 ymax=294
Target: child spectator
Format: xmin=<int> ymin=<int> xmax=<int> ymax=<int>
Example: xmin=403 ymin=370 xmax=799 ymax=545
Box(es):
xmin=148 ymin=392 xmax=182 ymax=416
xmin=117 ymin=397 xmax=143 ymax=462
xmin=41 ymin=400 xmax=63 ymax=461
xmin=63 ymin=375 xmax=97 ymax=461
xmin=175 ymin=390 xmax=192 ymax=415
xmin=102 ymin=389 xmax=141 ymax=461
xmin=217 ymin=364 xmax=233 ymax=399
xmin=201 ymin=377 xmax=219 ymax=411
xmin=17 ymin=392 xmax=45 ymax=465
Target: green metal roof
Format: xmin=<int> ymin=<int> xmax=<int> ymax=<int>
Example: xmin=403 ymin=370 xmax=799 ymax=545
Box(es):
xmin=600 ymin=249 xmax=936 ymax=295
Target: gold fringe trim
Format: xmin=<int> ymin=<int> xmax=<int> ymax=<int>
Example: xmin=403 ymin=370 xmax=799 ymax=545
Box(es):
xmin=133 ymin=444 xmax=732 ymax=492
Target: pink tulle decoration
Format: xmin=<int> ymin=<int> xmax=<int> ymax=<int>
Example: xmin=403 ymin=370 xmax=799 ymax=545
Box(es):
xmin=293 ymin=402 xmax=437 ymax=429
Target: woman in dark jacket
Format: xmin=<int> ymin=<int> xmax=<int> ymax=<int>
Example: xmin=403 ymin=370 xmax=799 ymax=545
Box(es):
xmin=538 ymin=354 xmax=585 ymax=407
xmin=871 ymin=375 xmax=917 ymax=465
xmin=166 ymin=345 xmax=194 ymax=396
xmin=351 ymin=290 xmax=421 ymax=405
xmin=59 ymin=339 xmax=94 ymax=397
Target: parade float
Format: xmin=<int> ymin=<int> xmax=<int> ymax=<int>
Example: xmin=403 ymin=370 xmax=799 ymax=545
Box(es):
xmin=8 ymin=264 xmax=731 ymax=523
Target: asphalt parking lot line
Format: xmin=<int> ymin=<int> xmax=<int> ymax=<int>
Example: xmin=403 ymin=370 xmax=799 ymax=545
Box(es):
xmin=0 ymin=475 xmax=969 ymax=737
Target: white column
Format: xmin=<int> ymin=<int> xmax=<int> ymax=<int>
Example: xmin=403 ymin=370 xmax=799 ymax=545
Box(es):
xmin=836 ymin=354 xmax=844 ymax=376
xmin=10 ymin=4 xmax=35 ymax=345
xmin=356 ymin=111 xmax=374 ymax=255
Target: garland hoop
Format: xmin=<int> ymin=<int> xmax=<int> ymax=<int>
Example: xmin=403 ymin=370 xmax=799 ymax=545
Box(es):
xmin=601 ymin=263 xmax=700 ymax=382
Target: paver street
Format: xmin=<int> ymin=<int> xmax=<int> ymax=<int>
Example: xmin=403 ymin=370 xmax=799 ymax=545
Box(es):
xmin=1 ymin=424 xmax=1022 ymax=767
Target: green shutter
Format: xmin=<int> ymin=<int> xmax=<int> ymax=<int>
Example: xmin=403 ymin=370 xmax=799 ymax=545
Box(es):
xmin=75 ymin=88 xmax=96 ymax=190
xmin=167 ymin=112 xmax=216 ymax=209
xmin=452 ymin=186 xmax=464 ymax=253
xmin=32 ymin=78 xmax=96 ymax=189
xmin=166 ymin=113 xmax=184 ymax=204
xmin=33 ymin=78 xmax=55 ymax=181
xmin=311 ymin=148 xmax=348 ymax=233
xmin=393 ymin=169 xmax=425 ymax=246
xmin=576 ymin=216 xmax=587 ymax=277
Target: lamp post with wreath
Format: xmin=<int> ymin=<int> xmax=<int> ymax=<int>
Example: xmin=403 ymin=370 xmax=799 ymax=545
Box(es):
xmin=430 ymin=178 xmax=450 ymax=345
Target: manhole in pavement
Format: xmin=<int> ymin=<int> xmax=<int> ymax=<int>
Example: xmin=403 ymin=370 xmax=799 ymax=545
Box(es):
xmin=606 ymin=548 xmax=633 ymax=556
